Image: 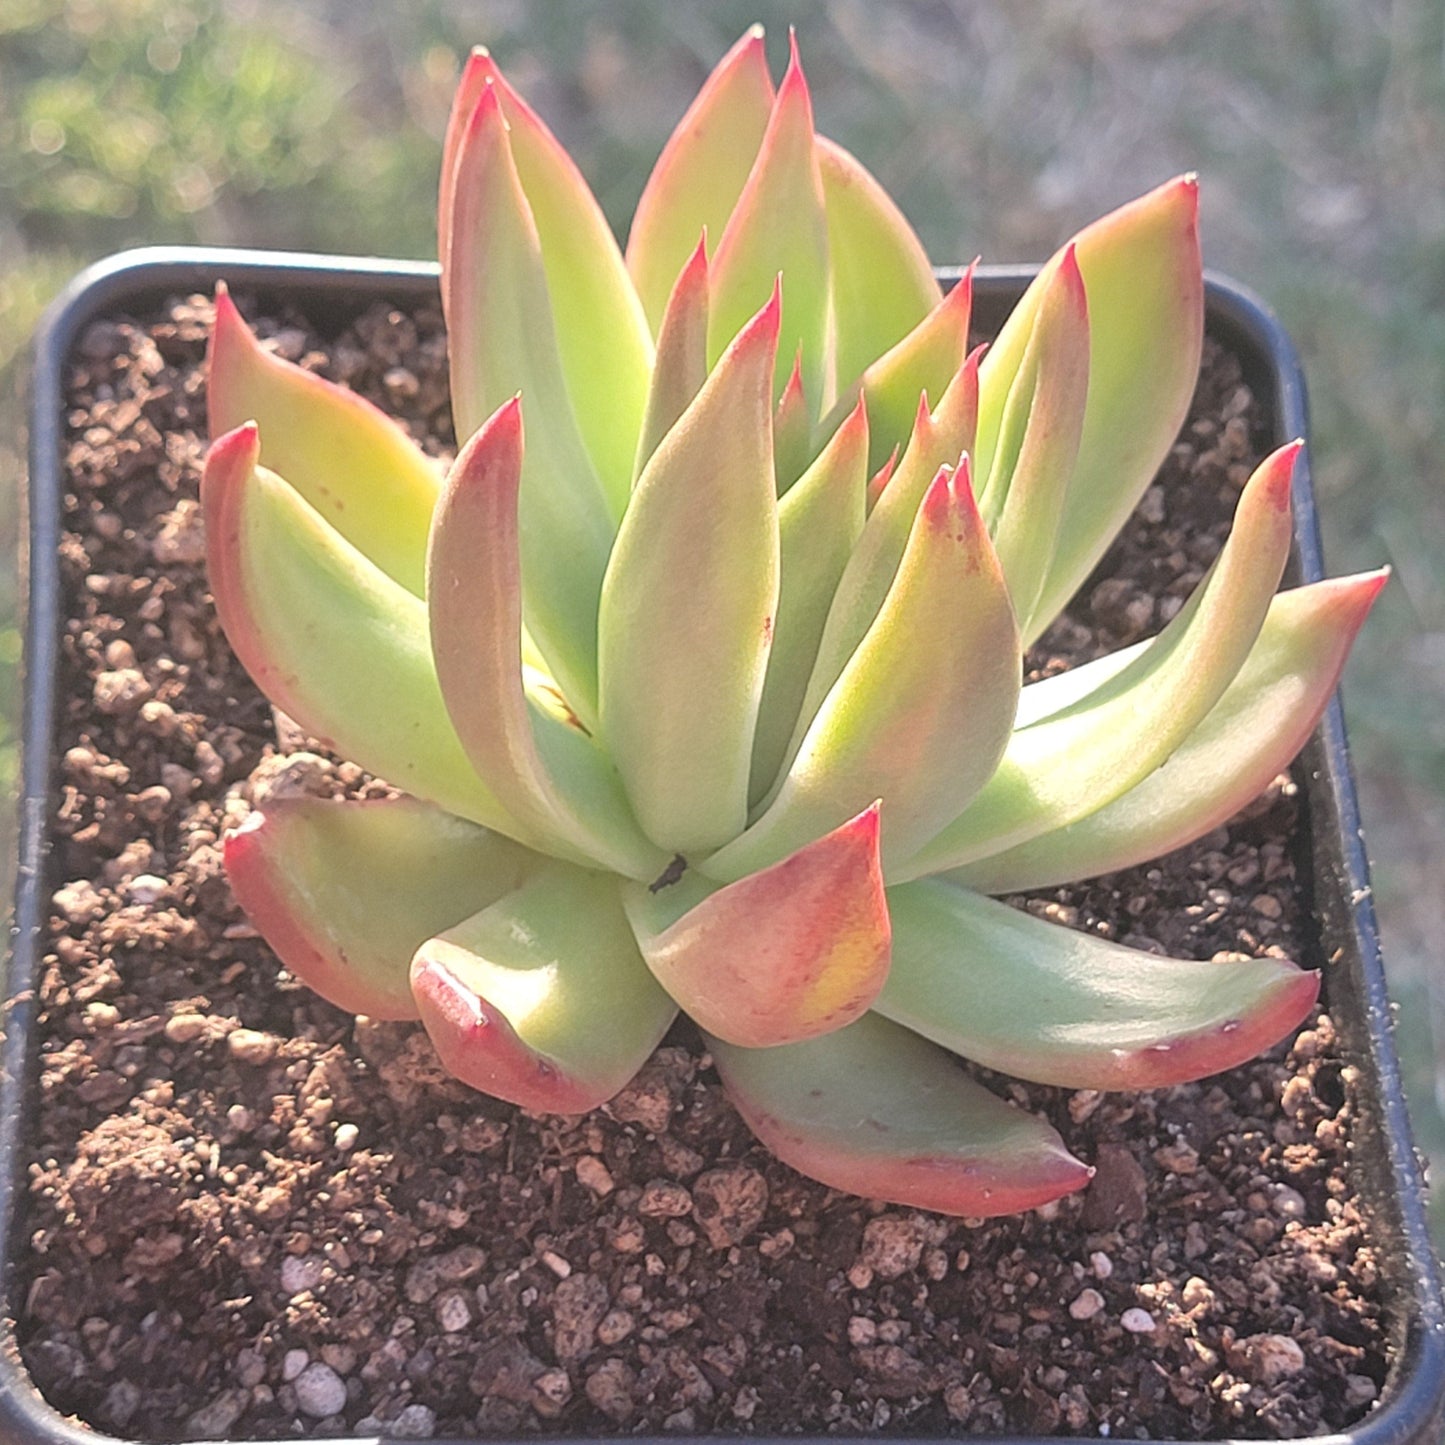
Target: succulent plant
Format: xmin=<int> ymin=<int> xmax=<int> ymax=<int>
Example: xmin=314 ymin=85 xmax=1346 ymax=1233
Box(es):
xmin=203 ymin=28 xmax=1385 ymax=1217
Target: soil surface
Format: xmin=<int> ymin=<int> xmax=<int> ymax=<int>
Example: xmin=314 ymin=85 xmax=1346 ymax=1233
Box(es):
xmin=18 ymin=291 xmax=1389 ymax=1440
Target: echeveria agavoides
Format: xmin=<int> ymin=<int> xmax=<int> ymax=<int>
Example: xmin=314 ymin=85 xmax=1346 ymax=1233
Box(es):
xmin=204 ymin=26 xmax=1383 ymax=1217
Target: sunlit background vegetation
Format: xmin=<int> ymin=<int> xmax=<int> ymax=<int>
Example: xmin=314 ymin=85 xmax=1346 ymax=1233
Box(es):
xmin=3 ymin=0 xmax=1442 ymax=1239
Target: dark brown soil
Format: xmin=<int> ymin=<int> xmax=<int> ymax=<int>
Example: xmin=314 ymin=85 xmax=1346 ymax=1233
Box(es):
xmin=18 ymin=291 xmax=1388 ymax=1441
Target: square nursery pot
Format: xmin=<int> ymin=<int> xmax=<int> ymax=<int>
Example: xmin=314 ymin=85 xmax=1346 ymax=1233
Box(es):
xmin=5 ymin=246 xmax=1444 ymax=1445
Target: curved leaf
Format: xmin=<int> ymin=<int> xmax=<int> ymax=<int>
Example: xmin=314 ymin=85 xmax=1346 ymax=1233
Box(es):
xmin=950 ymin=571 xmax=1389 ymax=892
xmin=710 ymin=1013 xmax=1092 ymax=1216
xmin=622 ymin=803 xmax=889 ymax=1047
xmin=878 ymin=880 xmax=1320 ymax=1089
xmin=708 ymin=462 xmax=1019 ymax=880
xmin=224 ymin=796 xmax=540 ymax=1020
xmin=427 ymin=400 xmax=668 ymax=881
xmin=445 ymin=80 xmax=615 ymax=718
xmin=599 ymin=289 xmax=781 ymax=854
xmin=898 ymin=443 xmax=1299 ymax=880
xmin=626 ymin=25 xmax=775 ymax=331
xmin=707 ymin=34 xmax=830 ymax=411
xmin=201 ymin=425 xmax=528 ymax=840
xmin=448 ymin=51 xmax=654 ymax=511
xmin=633 ymin=232 xmax=710 ymax=479
xmin=976 ymin=177 xmax=1204 ymax=642
xmin=412 ymin=863 xmax=677 ymax=1113
xmin=818 ymin=134 xmax=942 ymax=396
xmin=207 ymin=286 xmax=440 ymax=596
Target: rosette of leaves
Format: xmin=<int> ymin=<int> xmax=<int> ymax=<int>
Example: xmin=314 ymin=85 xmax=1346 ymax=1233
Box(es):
xmin=202 ymin=29 xmax=1384 ymax=1216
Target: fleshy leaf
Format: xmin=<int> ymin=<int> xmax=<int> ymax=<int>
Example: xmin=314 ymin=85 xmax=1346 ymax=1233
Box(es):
xmin=707 ymin=34 xmax=830 ymax=410
xmin=878 ymin=880 xmax=1319 ymax=1089
xmin=201 ymin=425 xmax=528 ymax=840
xmin=898 ymin=443 xmax=1300 ymax=880
xmin=633 ymin=233 xmax=710 ymax=479
xmin=798 ymin=342 xmax=984 ymax=735
xmin=823 ymin=267 xmax=973 ymax=476
xmin=622 ymin=803 xmax=889 ymax=1047
xmin=207 ymin=286 xmax=440 ymax=596
xmin=708 ymin=462 xmax=1019 ymax=880
xmin=773 ymin=348 xmax=811 ymax=493
xmin=817 ymin=135 xmax=942 ymax=396
xmin=599 ymin=289 xmax=781 ymax=854
xmin=978 ymin=246 xmax=1091 ymax=630
xmin=977 ymin=177 xmax=1204 ymax=642
xmin=626 ymin=26 xmax=775 ymax=331
xmin=427 ymin=399 xmax=668 ymax=881
xmin=411 ymin=863 xmax=677 ymax=1113
xmin=950 ymin=571 xmax=1389 ymax=893
xmin=448 ymin=51 xmax=654 ymax=511
xmin=709 ymin=1013 xmax=1092 ymax=1216
xmin=750 ymin=394 xmax=869 ymax=802
xmin=445 ymin=79 xmax=615 ymax=718
xmin=224 ymin=796 xmax=540 ymax=1020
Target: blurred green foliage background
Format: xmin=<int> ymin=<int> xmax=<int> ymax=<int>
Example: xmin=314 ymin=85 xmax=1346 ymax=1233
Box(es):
xmin=2 ymin=0 xmax=1442 ymax=1234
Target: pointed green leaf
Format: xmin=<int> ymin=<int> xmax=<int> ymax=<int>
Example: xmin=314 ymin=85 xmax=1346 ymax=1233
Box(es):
xmin=427 ymin=400 xmax=669 ymax=881
xmin=818 ymin=134 xmax=942 ymax=397
xmin=977 ymin=177 xmax=1204 ymax=642
xmin=709 ymin=1013 xmax=1092 ymax=1216
xmin=785 ymin=346 xmax=982 ymax=774
xmin=207 ymin=286 xmax=440 ymax=596
xmin=898 ymin=443 xmax=1300 ymax=880
xmin=707 ymin=35 xmax=830 ymax=411
xmin=708 ymin=462 xmax=1019 ymax=881
xmin=412 ymin=863 xmax=677 ymax=1113
xmin=950 ymin=570 xmax=1389 ymax=893
xmin=750 ymin=395 xmax=869 ymax=803
xmin=772 ymin=348 xmax=811 ymax=493
xmin=445 ymin=80 xmax=615 ymax=718
xmin=633 ymin=232 xmax=709 ymax=479
xmin=456 ymin=52 xmax=654 ymax=512
xmin=224 ymin=796 xmax=540 ymax=1020
xmin=201 ymin=425 xmax=530 ymax=841
xmin=978 ymin=245 xmax=1091 ymax=631
xmin=599 ymin=290 xmax=781 ymax=854
xmin=623 ymin=803 xmax=889 ymax=1047
xmin=821 ymin=267 xmax=973 ymax=475
xmin=878 ymin=880 xmax=1320 ymax=1089
xmin=626 ymin=25 xmax=775 ymax=332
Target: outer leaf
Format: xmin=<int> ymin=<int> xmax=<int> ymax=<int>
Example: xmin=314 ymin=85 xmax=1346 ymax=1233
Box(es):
xmin=633 ymin=233 xmax=710 ymax=479
xmin=445 ymin=81 xmax=615 ymax=718
xmin=976 ymin=177 xmax=1204 ymax=642
xmin=202 ymin=425 xmax=528 ymax=841
xmin=978 ymin=246 xmax=1090 ymax=631
xmin=878 ymin=880 xmax=1319 ymax=1089
xmin=427 ymin=400 xmax=668 ymax=881
xmin=818 ymin=134 xmax=942 ymax=396
xmin=412 ymin=863 xmax=677 ymax=1113
xmin=898 ymin=444 xmax=1299 ymax=880
xmin=822 ymin=267 xmax=973 ymax=476
xmin=750 ymin=395 xmax=869 ymax=802
xmin=708 ymin=463 xmax=1019 ymax=881
xmin=709 ymin=1013 xmax=1093 ymax=1216
xmin=599 ymin=290 xmax=781 ymax=854
xmin=207 ymin=286 xmax=440 ymax=596
xmin=448 ymin=51 xmax=654 ymax=512
xmin=626 ymin=25 xmax=775 ymax=331
xmin=224 ymin=796 xmax=539 ymax=1020
xmin=622 ymin=803 xmax=889 ymax=1048
xmin=950 ymin=571 xmax=1389 ymax=893
xmin=708 ymin=35 xmax=830 ymax=411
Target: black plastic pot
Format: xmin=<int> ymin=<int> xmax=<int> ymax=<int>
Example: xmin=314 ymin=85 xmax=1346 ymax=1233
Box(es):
xmin=5 ymin=247 xmax=1443 ymax=1445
